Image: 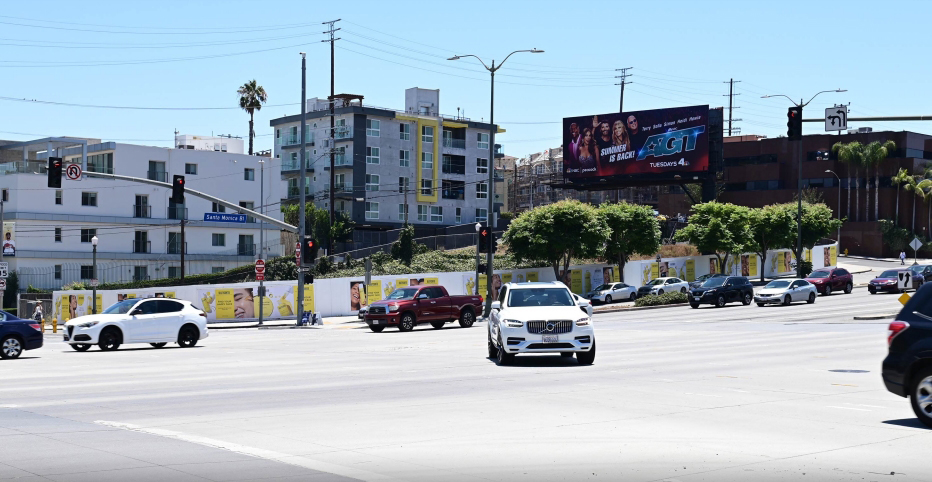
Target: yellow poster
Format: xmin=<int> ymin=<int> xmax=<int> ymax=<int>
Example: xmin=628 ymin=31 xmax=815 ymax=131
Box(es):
xmin=479 ymin=274 xmax=488 ymax=297
xmin=301 ymin=284 xmax=315 ymax=312
xmin=165 ymin=291 xmax=176 ymax=299
xmin=526 ymin=271 xmax=538 ymax=282
xmin=215 ymin=289 xmax=235 ymax=319
xmin=383 ymin=280 xmax=397 ymax=298
xmin=749 ymin=255 xmax=758 ymax=277
xmin=366 ymin=281 xmax=382 ymax=303
xmin=502 ymin=273 xmax=512 ymax=284
xmin=685 ymin=259 xmax=696 ymax=281
xmin=424 ymin=277 xmax=439 ymax=286
xmin=804 ymin=248 xmax=812 ymax=263
xmin=613 ymin=266 xmax=621 ymax=282
xmin=95 ymin=294 xmax=103 ymax=313
xmin=570 ymin=269 xmax=582 ymax=293
xmin=256 ymin=296 xmax=273 ymax=317
xmin=777 ymin=252 xmax=786 ymax=273
xmin=584 ymin=271 xmax=591 ymax=293
xmin=650 ymin=262 xmax=659 ymax=280
xmin=830 ymin=246 xmax=838 ymax=266
xmin=126 ymin=293 xmax=136 ymax=299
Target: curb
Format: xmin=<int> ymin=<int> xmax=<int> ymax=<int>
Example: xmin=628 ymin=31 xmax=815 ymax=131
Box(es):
xmin=853 ymin=314 xmax=895 ymax=320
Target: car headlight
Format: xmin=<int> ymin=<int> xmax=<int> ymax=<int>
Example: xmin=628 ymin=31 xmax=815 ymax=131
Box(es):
xmin=575 ymin=317 xmax=590 ymax=326
xmin=504 ymin=319 xmax=523 ymax=328
xmin=78 ymin=321 xmax=99 ymax=328
xmin=388 ymin=303 xmax=399 ymax=312
xmin=706 ymin=288 xmax=717 ymax=293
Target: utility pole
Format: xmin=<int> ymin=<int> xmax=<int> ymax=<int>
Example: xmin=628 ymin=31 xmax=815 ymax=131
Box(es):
xmin=322 ymin=19 xmax=341 ymax=256
xmin=723 ymin=79 xmax=742 ymax=136
xmin=298 ymin=52 xmax=307 ymax=320
xmin=615 ymin=67 xmax=633 ymax=112
xmin=180 ymin=218 xmax=185 ymax=281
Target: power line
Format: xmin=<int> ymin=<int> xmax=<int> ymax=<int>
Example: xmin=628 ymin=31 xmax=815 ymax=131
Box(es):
xmin=615 ymin=67 xmax=633 ymax=111
xmin=0 ymin=32 xmax=321 ymax=50
xmin=0 ymin=96 xmax=299 ymax=111
xmin=0 ymin=18 xmax=323 ymax=35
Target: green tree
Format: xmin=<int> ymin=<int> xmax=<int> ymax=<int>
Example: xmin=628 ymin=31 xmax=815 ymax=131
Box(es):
xmin=237 ymin=79 xmax=268 ymax=156
xmin=2 ymin=271 xmax=17 ymax=313
xmin=783 ymin=202 xmax=843 ymax=264
xmin=863 ymin=140 xmax=896 ymax=221
xmin=879 ymin=219 xmax=912 ymax=252
xmin=598 ymin=202 xmax=661 ymax=281
xmin=503 ymin=200 xmax=609 ymax=280
xmin=748 ymin=204 xmax=797 ymax=282
xmin=674 ymin=202 xmax=752 ymax=273
xmin=282 ymin=202 xmax=354 ymax=253
xmin=390 ymin=224 xmax=416 ymax=265
xmin=892 ymin=168 xmax=912 ymax=227
xmin=919 ymin=179 xmax=932 ymax=236
xmin=833 ymin=141 xmax=862 ymax=222
xmin=902 ymin=176 xmax=923 ymax=234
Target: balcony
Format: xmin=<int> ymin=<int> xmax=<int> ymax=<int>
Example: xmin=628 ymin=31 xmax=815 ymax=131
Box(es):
xmin=237 ymin=243 xmax=256 ymax=256
xmin=167 ymin=206 xmax=187 ymax=220
xmin=167 ymin=241 xmax=187 ymax=255
xmin=333 ymin=154 xmax=352 ymax=168
xmin=442 ymin=138 xmax=466 ymax=149
xmin=0 ymin=160 xmax=48 ymax=176
xmin=334 ymin=125 xmax=352 ymax=140
xmin=133 ymin=240 xmax=151 ymax=254
xmin=133 ymin=204 xmax=151 ymax=218
xmin=147 ymin=171 xmax=168 ymax=182
xmin=281 ymin=159 xmax=314 ymax=173
xmin=494 ymin=144 xmax=505 ymax=159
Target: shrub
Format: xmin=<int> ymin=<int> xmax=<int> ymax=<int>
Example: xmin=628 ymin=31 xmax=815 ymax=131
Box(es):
xmin=634 ymin=291 xmax=688 ymax=307
xmin=799 ymin=260 xmax=813 ymax=277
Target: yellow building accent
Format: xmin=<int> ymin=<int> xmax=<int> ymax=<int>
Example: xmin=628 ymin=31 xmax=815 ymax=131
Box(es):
xmin=442 ymin=121 xmax=469 ymax=128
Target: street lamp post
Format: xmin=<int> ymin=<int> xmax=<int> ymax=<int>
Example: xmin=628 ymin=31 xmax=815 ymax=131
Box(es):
xmin=825 ymin=169 xmax=841 ymax=252
xmin=475 ymin=222 xmax=482 ymax=296
xmin=259 ymin=157 xmax=265 ymax=326
xmin=762 ymin=89 xmax=845 ymax=278
xmin=450 ymin=48 xmax=544 ymax=315
xmin=91 ymin=235 xmax=98 ymax=314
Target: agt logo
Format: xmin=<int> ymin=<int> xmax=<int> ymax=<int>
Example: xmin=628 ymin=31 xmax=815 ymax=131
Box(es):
xmin=636 ymin=126 xmax=706 ymax=161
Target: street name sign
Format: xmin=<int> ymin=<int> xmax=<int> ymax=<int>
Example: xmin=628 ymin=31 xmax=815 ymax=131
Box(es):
xmin=203 ymin=213 xmax=247 ymax=223
xmin=825 ymin=106 xmax=848 ymax=132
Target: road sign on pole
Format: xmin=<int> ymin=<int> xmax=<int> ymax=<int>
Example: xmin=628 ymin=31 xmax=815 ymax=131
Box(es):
xmin=255 ymin=259 xmax=266 ymax=274
xmin=66 ymin=164 xmax=83 ymax=180
xmin=825 ymin=106 xmax=848 ymax=132
xmin=0 ymin=279 xmax=6 ymax=290
xmin=295 ymin=242 xmax=301 ymax=263
xmin=0 ymin=262 xmax=8 ymax=279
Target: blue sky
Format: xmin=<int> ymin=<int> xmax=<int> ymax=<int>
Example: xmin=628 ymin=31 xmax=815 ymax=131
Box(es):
xmin=1 ymin=0 xmax=929 ymax=156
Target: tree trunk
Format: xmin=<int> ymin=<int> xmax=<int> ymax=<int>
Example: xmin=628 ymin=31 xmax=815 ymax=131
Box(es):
xmin=913 ymin=194 xmax=917 ymax=234
xmin=846 ymin=174 xmax=851 ymax=220
xmin=759 ymin=251 xmax=766 ymax=283
xmin=865 ymin=170 xmax=870 ymax=222
xmin=855 ymin=168 xmax=860 ymax=222
xmin=617 ymin=254 xmax=626 ymax=284
xmin=875 ymin=166 xmax=880 ymax=222
xmin=718 ymin=253 xmax=729 ymax=274
xmin=248 ymin=113 xmax=255 ymax=156
xmin=896 ymin=189 xmax=900 ymax=227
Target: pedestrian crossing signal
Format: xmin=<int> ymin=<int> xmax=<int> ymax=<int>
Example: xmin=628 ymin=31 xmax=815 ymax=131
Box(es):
xmin=478 ymin=226 xmax=493 ymax=254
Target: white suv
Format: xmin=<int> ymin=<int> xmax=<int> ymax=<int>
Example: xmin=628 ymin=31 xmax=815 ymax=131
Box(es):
xmin=488 ymin=282 xmax=596 ymax=366
xmin=64 ymin=298 xmax=208 ymax=352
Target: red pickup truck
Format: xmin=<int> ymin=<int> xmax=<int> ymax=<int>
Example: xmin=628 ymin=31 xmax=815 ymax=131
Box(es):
xmin=364 ymin=285 xmax=483 ymax=333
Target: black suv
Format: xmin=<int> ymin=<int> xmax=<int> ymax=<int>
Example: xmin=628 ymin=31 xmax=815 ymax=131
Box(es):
xmin=883 ymin=283 xmax=932 ymax=428
xmin=689 ymin=276 xmax=754 ymax=308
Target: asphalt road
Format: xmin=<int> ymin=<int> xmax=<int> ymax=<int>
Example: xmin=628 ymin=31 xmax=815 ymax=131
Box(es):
xmin=1 ymin=287 xmax=928 ymax=482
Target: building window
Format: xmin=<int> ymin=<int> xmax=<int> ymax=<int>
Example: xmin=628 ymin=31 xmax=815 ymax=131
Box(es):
xmin=399 ymin=149 xmax=410 ymax=167
xmin=476 ymin=182 xmax=488 ymax=199
xmin=54 ymin=265 xmax=62 ymax=280
xmin=442 ymin=180 xmax=465 ymax=200
xmin=334 ymin=173 xmax=346 ymax=190
xmin=212 ymin=233 xmax=225 ymax=247
xmin=455 ymin=207 xmax=462 ymax=223
xmin=168 ymin=266 xmax=181 ymax=278
xmin=422 ymin=126 xmax=434 ymax=143
xmin=80 ymin=229 xmax=96 ymax=243
xmin=212 ymin=202 xmax=226 ymax=213
xmin=366 ymin=146 xmax=380 ymax=164
xmin=477 ymin=158 xmax=489 ymax=174
xmin=244 ymin=168 xmax=255 ymax=181
xmin=80 ymin=265 xmax=94 ymax=280
xmin=478 ymin=133 xmax=489 ymax=150
xmin=421 ymin=179 xmax=433 ymax=196
xmin=239 ymin=201 xmax=255 ymax=223
xmin=417 ymin=205 xmax=428 ymax=222
xmin=399 ymin=177 xmax=409 ymax=194
xmin=185 ymin=163 xmax=198 ymax=175
xmin=366 ymin=119 xmax=380 ymax=137
xmin=400 ymin=123 xmax=410 ymax=140
xmin=430 ymin=206 xmax=442 ymax=223
xmin=476 ymin=208 xmax=488 ymax=222
xmin=365 ymin=202 xmax=379 ymax=220
xmin=398 ymin=204 xmax=409 ymax=221
xmin=212 ymin=266 xmax=225 ymax=274
xmin=238 ymin=234 xmax=255 ymax=256
xmin=81 ymin=192 xmax=97 ymax=206
xmin=133 ymin=266 xmax=148 ymax=281
xmin=86 ymin=153 xmax=114 ymax=174
xmin=291 ymin=152 xmax=298 ymax=162
xmin=55 ymin=190 xmax=62 ymax=205
xmin=366 ymin=174 xmax=380 ymax=192
xmin=54 ymin=227 xmax=62 ymax=242
xmin=442 ymin=156 xmax=465 ymax=174
xmin=1 ymin=189 xmax=7 ymax=202
xmin=422 ymin=152 xmax=433 ymax=170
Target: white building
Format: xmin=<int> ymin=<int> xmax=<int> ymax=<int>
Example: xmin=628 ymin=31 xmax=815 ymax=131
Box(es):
xmin=174 ymin=134 xmax=244 ymax=154
xmin=0 ymin=137 xmax=283 ymax=290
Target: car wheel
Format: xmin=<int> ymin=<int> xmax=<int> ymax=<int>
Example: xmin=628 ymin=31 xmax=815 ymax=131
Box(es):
xmin=844 ymin=282 xmax=853 ymax=294
xmin=430 ymin=321 xmax=445 ymax=329
xmin=690 ymin=303 xmax=699 ymax=309
xmin=0 ymin=336 xmax=23 ymax=360
xmin=560 ymin=352 xmax=574 ymax=358
xmin=716 ymin=295 xmax=726 ymax=308
xmin=71 ymin=343 xmax=92 ymax=352
xmin=496 ymin=335 xmax=514 ymax=366
xmin=756 ymin=303 xmax=765 ymax=307
xmin=869 ymin=288 xmax=876 ymax=294
xmin=658 ymin=289 xmax=664 ymax=295
xmin=399 ymin=313 xmax=415 ymax=332
xmin=807 ymin=292 xmax=816 ymax=304
xmin=783 ymin=295 xmax=792 ymax=306
xmin=604 ymin=295 xmax=612 ymax=304
xmin=369 ymin=325 xmax=385 ymax=333
xmin=742 ymin=293 xmax=752 ymax=305
xmin=177 ymin=326 xmax=199 ymax=348
xmin=150 ymin=342 xmax=167 ymax=348
xmin=487 ymin=332 xmax=497 ymax=359
xmin=823 ymin=285 xmax=832 ymax=296
xmin=576 ymin=340 xmax=596 ymax=365
xmin=909 ymin=367 xmax=932 ymax=429
xmin=459 ymin=308 xmax=475 ymax=328
xmin=98 ymin=328 xmax=121 ymax=351
xmin=629 ymin=293 xmax=636 ymax=301
xmin=680 ymin=287 xmax=687 ymax=293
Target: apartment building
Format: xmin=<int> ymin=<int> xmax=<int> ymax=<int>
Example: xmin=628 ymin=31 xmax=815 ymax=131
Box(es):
xmin=174 ymin=134 xmax=244 ymax=154
xmin=0 ymin=136 xmax=283 ymax=290
xmin=270 ymin=87 xmax=503 ymax=247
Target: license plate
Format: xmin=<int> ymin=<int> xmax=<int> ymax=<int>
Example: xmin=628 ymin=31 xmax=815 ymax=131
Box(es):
xmin=372 ymin=320 xmax=381 ymax=325
xmin=543 ymin=335 xmax=558 ymax=343
xmin=694 ymin=296 xmax=701 ymax=301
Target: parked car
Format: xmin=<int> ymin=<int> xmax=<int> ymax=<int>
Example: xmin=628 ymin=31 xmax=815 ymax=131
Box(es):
xmin=882 ymin=283 xmax=932 ymax=428
xmin=487 ymin=281 xmax=595 ymax=366
xmin=357 ymin=307 xmax=367 ymax=320
xmin=805 ymin=268 xmax=854 ymax=296
xmin=63 ymin=298 xmax=208 ymax=352
xmin=689 ymin=273 xmax=726 ymax=289
xmin=907 ymin=264 xmax=932 ymax=289
xmin=754 ymin=279 xmax=817 ymax=306
xmin=869 ymin=269 xmax=909 ymax=294
xmin=572 ymin=293 xmax=594 ymax=317
xmin=689 ymin=276 xmax=754 ymax=308
xmin=637 ymin=277 xmax=690 ymax=297
xmin=586 ymin=282 xmax=636 ymax=304
xmin=0 ymin=310 xmax=43 ymax=360
xmin=364 ymin=285 xmax=482 ymax=332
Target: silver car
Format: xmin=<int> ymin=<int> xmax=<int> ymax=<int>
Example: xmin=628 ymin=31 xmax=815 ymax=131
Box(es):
xmin=754 ymin=279 xmax=817 ymax=306
xmin=586 ymin=282 xmax=637 ymax=304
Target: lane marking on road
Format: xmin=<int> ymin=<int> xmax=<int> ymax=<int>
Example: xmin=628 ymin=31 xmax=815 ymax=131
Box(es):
xmin=0 ymin=404 xmax=19 ymax=408
xmin=825 ymin=406 xmax=871 ymax=411
xmin=95 ymin=420 xmax=393 ymax=481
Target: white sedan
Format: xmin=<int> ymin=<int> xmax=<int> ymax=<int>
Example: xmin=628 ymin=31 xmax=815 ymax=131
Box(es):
xmin=64 ymin=298 xmax=208 ymax=352
xmin=586 ymin=282 xmax=637 ymax=304
xmin=637 ymin=277 xmax=690 ymax=297
xmin=754 ymin=279 xmax=817 ymax=306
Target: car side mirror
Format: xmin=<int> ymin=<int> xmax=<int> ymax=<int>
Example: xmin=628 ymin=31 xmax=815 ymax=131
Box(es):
xmin=417 ymin=293 xmax=429 ymax=299
xmin=130 ymin=309 xmax=141 ymax=316
xmin=577 ymin=299 xmax=589 ymax=307
xmin=491 ymin=301 xmax=501 ymax=311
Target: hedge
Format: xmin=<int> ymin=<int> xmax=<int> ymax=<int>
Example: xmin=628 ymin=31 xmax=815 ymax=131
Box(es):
xmin=634 ymin=291 xmax=688 ymax=307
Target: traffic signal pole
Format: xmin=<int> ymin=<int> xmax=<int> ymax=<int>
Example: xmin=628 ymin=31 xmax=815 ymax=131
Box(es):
xmin=298 ymin=52 xmax=307 ymax=322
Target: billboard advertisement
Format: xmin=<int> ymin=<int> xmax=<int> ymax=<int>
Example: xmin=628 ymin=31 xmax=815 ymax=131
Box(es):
xmin=563 ymin=105 xmax=709 ymax=179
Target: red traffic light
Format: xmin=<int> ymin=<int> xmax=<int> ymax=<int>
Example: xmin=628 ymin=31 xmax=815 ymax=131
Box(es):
xmin=307 ymin=240 xmax=315 ymax=248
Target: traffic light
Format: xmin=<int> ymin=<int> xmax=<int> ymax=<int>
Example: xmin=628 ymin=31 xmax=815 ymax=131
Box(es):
xmin=301 ymin=238 xmax=319 ymax=266
xmin=787 ymin=106 xmax=803 ymax=141
xmin=478 ymin=225 xmax=494 ymax=253
xmin=171 ymin=175 xmax=186 ymax=204
xmin=47 ymin=157 xmax=62 ymax=189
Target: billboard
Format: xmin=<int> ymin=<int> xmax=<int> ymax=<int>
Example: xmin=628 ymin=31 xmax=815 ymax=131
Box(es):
xmin=563 ymin=105 xmax=709 ymax=179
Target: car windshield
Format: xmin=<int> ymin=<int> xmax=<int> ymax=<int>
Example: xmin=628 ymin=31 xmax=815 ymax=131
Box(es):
xmin=808 ymin=271 xmax=830 ymax=278
xmin=702 ymin=277 xmax=727 ymax=288
xmin=909 ymin=265 xmax=925 ymax=273
xmin=103 ymin=299 xmax=137 ymax=314
xmin=386 ymin=288 xmax=419 ymax=300
xmin=594 ymin=284 xmax=612 ymax=291
xmin=647 ymin=279 xmax=664 ymax=286
xmin=879 ymin=270 xmax=901 ymax=278
xmin=765 ymin=280 xmax=791 ymax=289
xmin=508 ymin=288 xmax=574 ymax=307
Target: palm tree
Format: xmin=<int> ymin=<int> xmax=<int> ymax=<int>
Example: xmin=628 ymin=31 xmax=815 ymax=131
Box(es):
xmin=862 ymin=140 xmax=897 ymax=222
xmin=833 ymin=142 xmax=861 ymax=222
xmin=892 ymin=168 xmax=911 ymax=227
xmin=903 ymin=176 xmax=922 ymax=234
xmin=920 ymin=179 xmax=932 ymax=237
xmin=237 ymin=80 xmax=268 ymax=156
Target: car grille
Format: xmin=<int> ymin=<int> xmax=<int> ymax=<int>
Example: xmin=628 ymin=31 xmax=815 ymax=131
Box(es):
xmin=368 ymin=307 xmax=386 ymax=315
xmin=67 ymin=326 xmax=74 ymax=338
xmin=526 ymin=320 xmax=572 ymax=334
xmin=526 ymin=342 xmax=575 ymax=349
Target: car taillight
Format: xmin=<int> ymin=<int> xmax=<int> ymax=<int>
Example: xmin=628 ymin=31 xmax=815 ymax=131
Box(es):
xmin=28 ymin=323 xmax=41 ymax=332
xmin=479 ymin=296 xmax=483 ymax=304
xmin=888 ymin=321 xmax=909 ymax=346
xmin=199 ymin=312 xmax=206 ymax=317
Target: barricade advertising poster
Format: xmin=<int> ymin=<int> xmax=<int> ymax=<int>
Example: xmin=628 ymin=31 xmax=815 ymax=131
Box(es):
xmin=570 ymin=269 xmax=582 ymax=293
xmin=196 ymin=285 xmax=301 ymax=321
xmin=749 ymin=255 xmax=758 ymax=277
xmin=584 ymin=270 xmax=592 ymax=293
xmin=366 ymin=281 xmax=382 ymax=303
xmin=526 ymin=271 xmax=539 ymax=282
xmin=685 ymin=259 xmax=696 ymax=281
xmin=349 ymin=281 xmax=367 ymax=311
